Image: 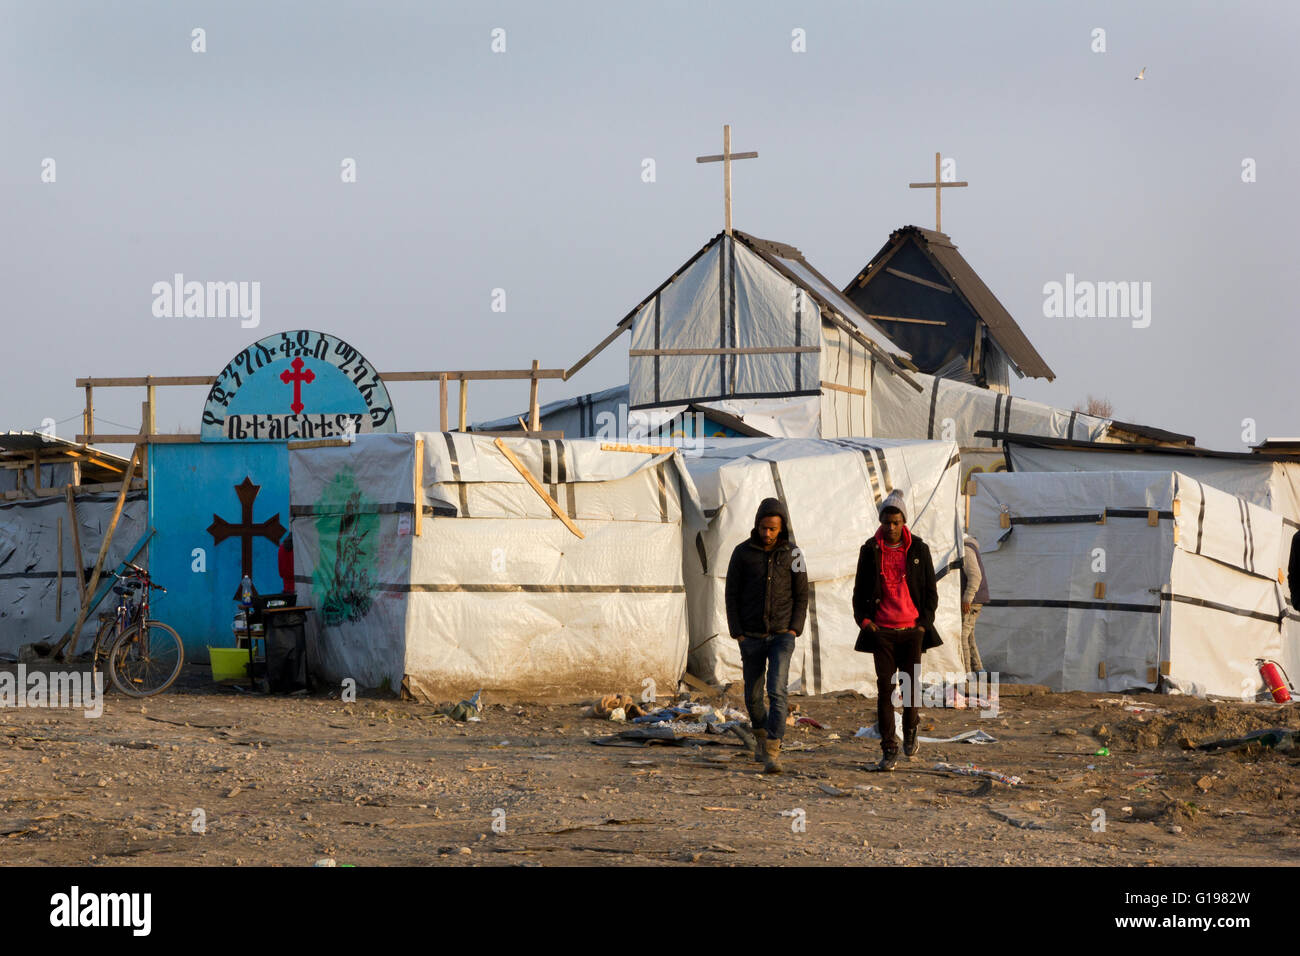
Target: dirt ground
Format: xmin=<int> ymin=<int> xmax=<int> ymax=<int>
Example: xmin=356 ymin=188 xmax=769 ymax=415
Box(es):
xmin=2 ymin=666 xmax=1298 ymax=867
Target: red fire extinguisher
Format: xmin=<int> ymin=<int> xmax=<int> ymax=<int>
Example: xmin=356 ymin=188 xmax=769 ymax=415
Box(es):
xmin=1257 ymin=659 xmax=1293 ymax=704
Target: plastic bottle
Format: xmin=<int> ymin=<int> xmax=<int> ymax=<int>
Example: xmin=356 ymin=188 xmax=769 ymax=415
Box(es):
xmin=240 ymin=574 xmax=253 ymax=606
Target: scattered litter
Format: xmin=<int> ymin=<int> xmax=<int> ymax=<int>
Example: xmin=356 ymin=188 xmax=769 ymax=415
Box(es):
xmin=1193 ymin=728 xmax=1299 ymax=753
xmin=314 ymin=858 xmax=337 ymax=867
xmin=796 ymin=716 xmax=829 ymax=730
xmin=816 ymin=782 xmax=848 ymax=797
xmin=1094 ymin=747 xmax=1110 ymax=756
xmin=590 ymin=694 xmax=646 ymax=720
xmin=856 ymin=723 xmax=997 ymax=745
xmin=703 ymin=806 xmax=742 ymax=812
xmin=988 ymin=806 xmax=1050 ymax=830
xmin=854 ymin=784 xmax=883 ymax=792
xmin=932 ymin=762 xmax=1021 ymax=786
xmin=1124 ymin=705 xmax=1168 ymax=715
xmin=439 ymin=690 xmax=484 ymax=722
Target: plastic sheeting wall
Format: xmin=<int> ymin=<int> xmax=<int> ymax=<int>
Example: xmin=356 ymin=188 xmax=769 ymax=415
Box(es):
xmin=682 ymin=436 xmax=965 ymax=695
xmin=970 ymin=470 xmax=1294 ymax=697
xmin=290 ymin=433 xmax=698 ymax=698
xmin=874 ymin=368 xmax=1109 ymax=452
xmin=0 ymin=491 xmax=148 ymax=657
xmin=628 ymin=237 xmax=822 ymax=409
xmin=1005 ymin=444 xmax=1300 ymax=525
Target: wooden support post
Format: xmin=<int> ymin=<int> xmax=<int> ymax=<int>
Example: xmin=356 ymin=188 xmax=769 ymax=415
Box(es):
xmin=439 ymin=373 xmax=448 ymax=432
xmin=413 ymin=438 xmax=424 ymax=537
xmin=33 ymin=449 xmax=41 ymax=490
xmin=55 ymin=443 xmax=141 ymax=658
xmin=458 ymin=380 xmax=468 ymax=432
xmin=528 ymin=359 xmax=540 ymax=432
xmin=493 ymin=438 xmax=584 ymax=538
xmin=145 ymin=377 xmax=156 ymax=435
xmin=84 ymin=385 xmax=94 ymax=444
xmin=65 ymin=486 xmax=87 ymax=606
xmin=56 ymin=516 xmax=63 ymax=622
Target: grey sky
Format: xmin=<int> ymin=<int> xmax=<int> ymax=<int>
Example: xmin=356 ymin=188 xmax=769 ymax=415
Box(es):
xmin=3 ymin=0 xmax=1296 ymax=451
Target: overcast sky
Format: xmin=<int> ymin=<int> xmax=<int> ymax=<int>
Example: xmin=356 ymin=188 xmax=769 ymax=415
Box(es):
xmin=3 ymin=0 xmax=1296 ymax=452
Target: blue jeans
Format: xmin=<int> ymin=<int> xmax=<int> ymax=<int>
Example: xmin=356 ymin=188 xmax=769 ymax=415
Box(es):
xmin=739 ymin=633 xmax=796 ymax=741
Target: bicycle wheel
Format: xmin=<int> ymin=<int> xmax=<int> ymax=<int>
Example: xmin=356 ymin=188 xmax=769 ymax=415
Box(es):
xmin=108 ymin=621 xmax=184 ymax=697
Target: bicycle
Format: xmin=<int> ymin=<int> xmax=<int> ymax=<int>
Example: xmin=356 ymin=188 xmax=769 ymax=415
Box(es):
xmin=87 ymin=561 xmax=185 ymax=697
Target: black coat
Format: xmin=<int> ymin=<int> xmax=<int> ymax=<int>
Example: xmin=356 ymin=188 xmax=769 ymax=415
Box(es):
xmin=1290 ymin=530 xmax=1300 ymax=609
xmin=851 ymin=534 xmax=941 ymax=653
xmin=725 ymin=498 xmax=809 ymax=638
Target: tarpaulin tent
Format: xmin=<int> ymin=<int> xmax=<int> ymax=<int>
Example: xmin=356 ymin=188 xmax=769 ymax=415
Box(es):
xmin=873 ymin=368 xmax=1112 ymax=489
xmin=0 ymin=492 xmax=148 ymax=657
xmin=1003 ymin=440 xmax=1300 ymax=524
xmin=289 ymin=433 xmax=701 ymax=699
xmin=680 ymin=436 xmax=965 ymax=694
xmin=969 ymin=470 xmax=1297 ymax=697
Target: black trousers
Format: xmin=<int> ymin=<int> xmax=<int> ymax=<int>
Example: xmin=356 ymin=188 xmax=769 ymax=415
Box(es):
xmin=871 ymin=626 xmax=924 ymax=753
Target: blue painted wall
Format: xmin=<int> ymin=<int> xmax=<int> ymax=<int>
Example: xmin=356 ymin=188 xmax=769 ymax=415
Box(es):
xmin=148 ymin=442 xmax=288 ymax=657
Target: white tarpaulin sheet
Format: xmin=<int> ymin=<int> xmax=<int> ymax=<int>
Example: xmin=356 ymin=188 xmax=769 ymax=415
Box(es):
xmin=0 ymin=491 xmax=149 ymax=657
xmin=682 ymin=436 xmax=965 ymax=694
xmin=1005 ymin=443 xmax=1300 ymax=525
xmin=874 ymin=369 xmax=1110 ymax=450
xmin=970 ymin=470 xmax=1294 ymax=697
xmin=290 ymin=433 xmax=701 ymax=699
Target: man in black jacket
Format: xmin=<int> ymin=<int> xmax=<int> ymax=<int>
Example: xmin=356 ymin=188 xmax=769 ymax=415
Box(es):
xmin=1290 ymin=530 xmax=1300 ymax=610
xmin=852 ymin=490 xmax=941 ymax=771
xmin=725 ymin=497 xmax=809 ymax=774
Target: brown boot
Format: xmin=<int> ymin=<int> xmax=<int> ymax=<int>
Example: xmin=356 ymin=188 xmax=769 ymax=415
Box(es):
xmin=752 ymin=728 xmax=768 ymax=763
xmin=762 ymin=737 xmax=783 ymax=774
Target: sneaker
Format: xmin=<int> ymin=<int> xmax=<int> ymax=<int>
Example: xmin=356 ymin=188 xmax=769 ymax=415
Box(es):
xmin=903 ymin=727 xmax=919 ymax=758
xmin=876 ymin=751 xmax=898 ymax=772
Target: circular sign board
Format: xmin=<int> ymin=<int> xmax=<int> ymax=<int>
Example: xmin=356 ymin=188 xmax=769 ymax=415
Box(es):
xmin=200 ymin=330 xmax=397 ymax=441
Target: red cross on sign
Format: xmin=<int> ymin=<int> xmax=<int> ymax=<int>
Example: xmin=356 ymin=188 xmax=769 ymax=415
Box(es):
xmin=279 ymin=357 xmax=315 ymax=415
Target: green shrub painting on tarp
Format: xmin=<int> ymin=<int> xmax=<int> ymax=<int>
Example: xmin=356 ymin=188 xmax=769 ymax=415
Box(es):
xmin=313 ymin=470 xmax=379 ymax=625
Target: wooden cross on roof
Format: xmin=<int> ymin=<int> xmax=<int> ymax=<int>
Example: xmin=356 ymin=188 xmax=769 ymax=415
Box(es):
xmin=696 ymin=124 xmax=758 ymax=236
xmin=909 ymin=151 xmax=968 ymax=233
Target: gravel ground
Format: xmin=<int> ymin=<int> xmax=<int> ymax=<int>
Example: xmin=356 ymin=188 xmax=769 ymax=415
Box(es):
xmin=1 ymin=666 xmax=1298 ymax=867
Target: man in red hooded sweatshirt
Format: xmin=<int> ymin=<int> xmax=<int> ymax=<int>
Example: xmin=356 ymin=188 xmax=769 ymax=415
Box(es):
xmin=852 ymin=490 xmax=941 ymax=771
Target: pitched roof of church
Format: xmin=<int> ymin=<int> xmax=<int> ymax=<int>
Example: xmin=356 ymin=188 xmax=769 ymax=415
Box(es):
xmin=844 ymin=225 xmax=1055 ymax=380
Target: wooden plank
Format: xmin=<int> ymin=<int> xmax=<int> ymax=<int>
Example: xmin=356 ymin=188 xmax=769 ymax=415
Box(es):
xmin=865 ymin=314 xmax=947 ymax=327
xmin=600 ymin=443 xmax=676 ymax=455
xmin=33 ymin=449 xmax=40 ymax=490
xmin=819 ymin=380 xmax=868 ymax=397
xmin=145 ymin=379 xmax=157 ymax=435
xmin=439 ymin=373 xmax=448 ymax=432
xmin=286 ymin=439 xmax=352 ymax=451
xmin=695 ymin=152 xmax=759 ymax=163
xmin=884 ymin=267 xmax=954 ymax=294
xmin=77 ymin=371 xmax=566 ymax=386
xmin=458 ymin=380 xmax=468 ymax=431
xmin=493 ymin=438 xmax=584 ymax=539
xmin=76 ymin=433 xmax=201 ymax=444
xmin=83 ymin=385 xmax=93 ymax=443
xmin=379 ymin=369 xmax=565 ymax=382
xmin=56 ymin=516 xmax=62 ymax=622
xmin=628 ymin=346 xmax=821 ymax=356
xmin=76 ymin=376 xmax=215 ymax=387
xmin=564 ymin=321 xmax=631 ymax=381
xmin=57 ymin=526 xmax=155 ymax=658
xmin=475 ymin=430 xmax=564 ymax=439
xmin=528 ymin=360 xmax=540 ymax=432
xmin=413 ymin=438 xmax=424 ymax=537
xmin=54 ymin=444 xmax=141 ymax=657
xmin=65 ymin=487 xmax=87 ymax=585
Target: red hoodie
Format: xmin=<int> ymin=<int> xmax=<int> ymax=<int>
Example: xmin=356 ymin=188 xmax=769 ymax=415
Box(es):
xmin=870 ymin=525 xmax=919 ymax=629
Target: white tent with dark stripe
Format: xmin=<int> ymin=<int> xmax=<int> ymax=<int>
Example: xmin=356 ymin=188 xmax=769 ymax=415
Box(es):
xmin=681 ymin=436 xmax=965 ymax=694
xmin=969 ymin=470 xmax=1299 ymax=697
xmin=288 ymin=433 xmax=701 ymax=700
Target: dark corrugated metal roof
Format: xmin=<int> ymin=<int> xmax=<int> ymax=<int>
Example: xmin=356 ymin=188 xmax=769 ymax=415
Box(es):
xmin=846 ymin=225 xmax=1056 ymax=381
xmin=979 ymin=432 xmax=1299 ymax=462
